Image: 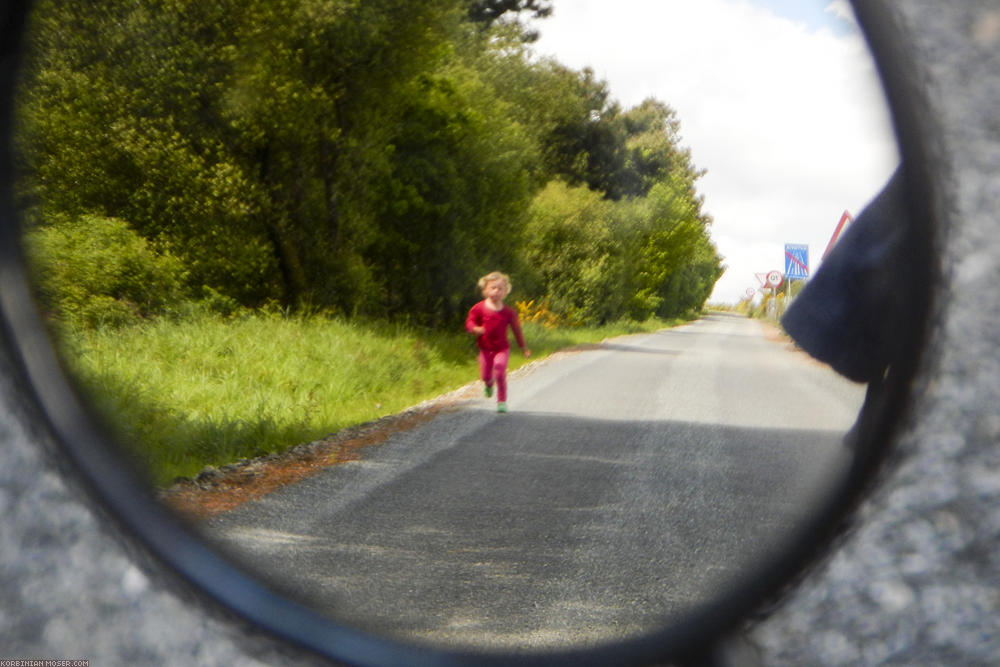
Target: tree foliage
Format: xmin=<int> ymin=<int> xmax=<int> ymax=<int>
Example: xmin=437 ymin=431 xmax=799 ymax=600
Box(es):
xmin=16 ymin=0 xmax=722 ymax=330
xmin=465 ymin=0 xmax=552 ymax=32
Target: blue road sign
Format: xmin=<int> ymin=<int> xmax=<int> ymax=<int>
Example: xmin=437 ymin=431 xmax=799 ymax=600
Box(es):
xmin=784 ymin=244 xmax=809 ymax=279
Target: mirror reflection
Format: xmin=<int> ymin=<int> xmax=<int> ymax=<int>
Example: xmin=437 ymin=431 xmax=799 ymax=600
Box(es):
xmin=15 ymin=0 xmax=896 ymax=652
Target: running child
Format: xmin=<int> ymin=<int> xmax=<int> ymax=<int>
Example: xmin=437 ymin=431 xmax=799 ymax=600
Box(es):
xmin=465 ymin=271 xmax=530 ymax=413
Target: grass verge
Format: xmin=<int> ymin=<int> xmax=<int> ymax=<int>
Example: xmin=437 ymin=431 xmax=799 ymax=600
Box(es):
xmin=56 ymin=312 xmax=684 ymax=487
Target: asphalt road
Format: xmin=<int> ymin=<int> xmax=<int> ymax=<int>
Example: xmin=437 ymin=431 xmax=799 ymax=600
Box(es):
xmin=203 ymin=312 xmax=866 ymax=653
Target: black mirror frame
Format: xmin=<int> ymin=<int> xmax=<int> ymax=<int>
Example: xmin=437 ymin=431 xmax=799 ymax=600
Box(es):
xmin=0 ymin=1 xmax=936 ymax=665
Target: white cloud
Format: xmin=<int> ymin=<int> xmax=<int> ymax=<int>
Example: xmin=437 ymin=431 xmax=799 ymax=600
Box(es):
xmin=528 ymin=0 xmax=898 ymax=303
xmin=825 ymin=0 xmax=857 ymax=24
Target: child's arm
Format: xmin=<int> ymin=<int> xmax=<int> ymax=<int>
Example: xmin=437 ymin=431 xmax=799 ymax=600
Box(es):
xmin=509 ymin=310 xmax=530 ymax=357
xmin=465 ymin=303 xmax=485 ymax=336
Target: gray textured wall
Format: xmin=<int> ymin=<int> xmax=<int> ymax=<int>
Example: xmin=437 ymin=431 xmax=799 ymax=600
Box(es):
xmin=750 ymin=2 xmax=1000 ymax=664
xmin=2 ymin=1 xmax=998 ymax=665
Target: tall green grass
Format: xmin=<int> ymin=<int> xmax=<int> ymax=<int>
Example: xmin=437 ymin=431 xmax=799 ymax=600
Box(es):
xmin=57 ymin=312 xmax=681 ymax=486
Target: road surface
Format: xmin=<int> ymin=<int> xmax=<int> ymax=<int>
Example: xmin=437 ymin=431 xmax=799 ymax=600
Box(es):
xmin=202 ymin=313 xmax=866 ymax=652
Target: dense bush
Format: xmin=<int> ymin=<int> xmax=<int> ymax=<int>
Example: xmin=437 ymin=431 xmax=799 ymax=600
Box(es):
xmin=23 ymin=214 xmax=188 ymax=329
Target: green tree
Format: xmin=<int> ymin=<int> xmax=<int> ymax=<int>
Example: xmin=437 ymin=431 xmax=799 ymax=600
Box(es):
xmin=622 ymin=178 xmax=721 ymax=319
xmin=537 ymin=68 xmax=630 ymax=199
xmin=17 ymin=0 xmax=281 ymax=305
xmin=214 ymin=0 xmax=471 ymax=313
xmin=16 ymin=0 xmax=721 ymax=328
xmin=516 ymin=95 xmax=723 ymax=324
xmin=521 ymin=181 xmax=626 ymax=324
xmin=619 ymin=99 xmax=695 ymax=199
xmin=17 ymin=0 xmax=481 ymax=314
xmin=369 ymin=62 xmax=538 ymax=324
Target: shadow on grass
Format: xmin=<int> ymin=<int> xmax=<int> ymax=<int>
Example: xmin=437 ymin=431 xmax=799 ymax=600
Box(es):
xmin=83 ymin=387 xmax=330 ymax=487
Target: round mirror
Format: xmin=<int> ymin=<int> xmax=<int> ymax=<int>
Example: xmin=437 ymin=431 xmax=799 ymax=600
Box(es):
xmin=1 ymin=0 xmax=930 ymax=663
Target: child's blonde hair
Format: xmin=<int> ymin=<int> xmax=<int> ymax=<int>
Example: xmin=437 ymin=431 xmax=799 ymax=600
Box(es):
xmin=477 ymin=271 xmax=511 ymax=295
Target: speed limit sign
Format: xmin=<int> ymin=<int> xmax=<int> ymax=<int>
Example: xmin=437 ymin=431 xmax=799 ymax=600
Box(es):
xmin=766 ymin=270 xmax=783 ymax=288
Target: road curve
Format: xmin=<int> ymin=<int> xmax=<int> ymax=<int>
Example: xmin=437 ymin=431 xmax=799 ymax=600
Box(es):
xmin=202 ymin=313 xmax=865 ymax=652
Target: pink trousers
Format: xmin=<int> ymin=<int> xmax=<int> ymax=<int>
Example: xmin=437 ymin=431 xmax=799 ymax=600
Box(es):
xmin=478 ymin=348 xmax=510 ymax=402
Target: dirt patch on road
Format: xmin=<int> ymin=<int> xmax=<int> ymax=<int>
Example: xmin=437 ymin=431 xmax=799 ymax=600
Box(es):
xmin=757 ymin=318 xmax=794 ymax=346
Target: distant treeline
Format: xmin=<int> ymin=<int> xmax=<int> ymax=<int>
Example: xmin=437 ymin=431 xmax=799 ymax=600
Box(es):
xmin=16 ymin=0 xmax=723 ymax=330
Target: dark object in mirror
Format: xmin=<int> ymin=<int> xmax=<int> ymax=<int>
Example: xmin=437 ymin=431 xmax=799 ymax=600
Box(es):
xmin=782 ymin=169 xmax=915 ymax=383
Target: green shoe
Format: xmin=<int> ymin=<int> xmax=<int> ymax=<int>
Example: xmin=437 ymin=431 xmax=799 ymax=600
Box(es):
xmin=497 ymin=402 xmax=507 ymax=413
xmin=484 ymin=384 xmax=493 ymax=398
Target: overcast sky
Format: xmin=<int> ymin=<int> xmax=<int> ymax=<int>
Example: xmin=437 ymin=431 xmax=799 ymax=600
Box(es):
xmin=526 ymin=0 xmax=899 ymax=303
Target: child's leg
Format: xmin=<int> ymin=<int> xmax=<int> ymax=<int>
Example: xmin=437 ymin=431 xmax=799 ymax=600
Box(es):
xmin=478 ymin=349 xmax=495 ymax=387
xmin=493 ymin=348 xmax=510 ymax=402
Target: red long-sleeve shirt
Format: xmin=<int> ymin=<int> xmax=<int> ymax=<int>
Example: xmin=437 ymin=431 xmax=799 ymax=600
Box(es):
xmin=465 ymin=301 xmax=526 ymax=353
